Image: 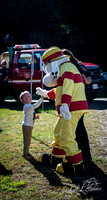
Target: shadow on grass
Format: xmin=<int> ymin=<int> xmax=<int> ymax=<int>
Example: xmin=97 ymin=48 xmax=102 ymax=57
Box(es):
xmin=88 ymin=99 xmax=107 ymax=110
xmin=0 ymin=101 xmax=55 ymax=111
xmin=0 ymin=101 xmax=23 ymax=111
xmin=32 ymin=136 xmax=52 ymax=149
xmin=28 ymin=156 xmax=70 ymax=188
xmin=0 ymin=162 xmax=12 ymax=176
xmin=27 ymin=156 xmax=107 ymax=199
xmin=0 ymin=99 xmax=107 ymax=111
xmin=62 ymin=161 xmax=107 ymax=200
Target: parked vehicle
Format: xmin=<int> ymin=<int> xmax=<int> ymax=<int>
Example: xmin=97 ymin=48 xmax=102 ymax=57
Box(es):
xmin=102 ymin=72 xmax=107 ymax=85
xmin=0 ymin=44 xmax=104 ymax=102
xmin=82 ymin=62 xmax=104 ymax=100
xmin=0 ymin=44 xmax=46 ymax=102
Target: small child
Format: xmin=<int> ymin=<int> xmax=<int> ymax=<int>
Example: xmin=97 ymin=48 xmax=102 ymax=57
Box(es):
xmin=19 ymin=91 xmax=43 ymax=160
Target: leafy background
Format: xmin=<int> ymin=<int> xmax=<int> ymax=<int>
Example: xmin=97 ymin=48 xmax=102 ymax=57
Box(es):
xmin=0 ymin=0 xmax=106 ymax=71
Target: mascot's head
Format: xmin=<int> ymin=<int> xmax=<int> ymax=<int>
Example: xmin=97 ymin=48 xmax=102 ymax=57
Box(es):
xmin=42 ymin=46 xmax=68 ymax=87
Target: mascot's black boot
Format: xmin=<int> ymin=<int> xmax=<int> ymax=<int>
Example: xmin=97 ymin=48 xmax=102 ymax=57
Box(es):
xmin=39 ymin=153 xmax=65 ymax=167
xmin=56 ymin=161 xmax=84 ymax=175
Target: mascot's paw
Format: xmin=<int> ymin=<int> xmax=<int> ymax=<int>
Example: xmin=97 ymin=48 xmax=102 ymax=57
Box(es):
xmin=38 ymin=153 xmax=65 ymax=167
xmin=56 ymin=162 xmax=84 ymax=174
xmin=60 ymin=104 xmax=72 ymax=120
xmin=36 ymin=87 xmax=48 ymax=98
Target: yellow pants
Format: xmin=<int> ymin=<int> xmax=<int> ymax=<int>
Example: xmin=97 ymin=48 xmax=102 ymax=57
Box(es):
xmin=52 ymin=113 xmax=83 ymax=164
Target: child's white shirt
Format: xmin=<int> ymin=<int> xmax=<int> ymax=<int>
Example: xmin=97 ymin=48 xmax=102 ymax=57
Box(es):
xmin=22 ymin=98 xmax=43 ymax=127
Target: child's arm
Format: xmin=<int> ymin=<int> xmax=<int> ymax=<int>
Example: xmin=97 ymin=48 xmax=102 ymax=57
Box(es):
xmin=32 ymin=97 xmax=44 ymax=109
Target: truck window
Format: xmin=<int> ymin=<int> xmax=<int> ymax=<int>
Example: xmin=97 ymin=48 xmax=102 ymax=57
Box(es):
xmin=17 ymin=53 xmax=32 ymax=69
xmin=17 ymin=53 xmax=41 ymax=70
xmin=34 ymin=51 xmax=45 ymax=70
xmin=17 ymin=51 xmax=45 ymax=70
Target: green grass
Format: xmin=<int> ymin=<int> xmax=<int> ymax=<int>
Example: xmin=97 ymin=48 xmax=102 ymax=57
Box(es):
xmin=0 ymin=102 xmax=107 ymax=199
xmin=0 ymin=176 xmax=26 ymax=192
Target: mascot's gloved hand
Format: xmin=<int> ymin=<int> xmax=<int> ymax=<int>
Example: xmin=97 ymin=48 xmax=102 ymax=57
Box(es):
xmin=60 ymin=104 xmax=72 ymax=120
xmin=36 ymin=87 xmax=49 ymax=98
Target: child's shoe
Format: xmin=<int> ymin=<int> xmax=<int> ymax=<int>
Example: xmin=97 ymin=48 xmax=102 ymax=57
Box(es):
xmin=23 ymin=153 xmax=32 ymax=160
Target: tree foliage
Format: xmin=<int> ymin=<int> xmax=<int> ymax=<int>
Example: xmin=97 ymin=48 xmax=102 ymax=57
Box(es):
xmin=0 ymin=0 xmax=106 ymax=70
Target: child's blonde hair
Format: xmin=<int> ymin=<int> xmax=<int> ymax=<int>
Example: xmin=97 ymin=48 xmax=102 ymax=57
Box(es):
xmin=19 ymin=91 xmax=29 ymax=103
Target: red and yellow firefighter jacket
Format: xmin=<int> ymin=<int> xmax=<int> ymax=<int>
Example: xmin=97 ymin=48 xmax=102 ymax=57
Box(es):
xmin=47 ymin=62 xmax=89 ymax=114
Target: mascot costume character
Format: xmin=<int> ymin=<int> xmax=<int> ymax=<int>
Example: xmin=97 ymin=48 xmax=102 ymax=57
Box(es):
xmin=36 ymin=47 xmax=89 ymax=174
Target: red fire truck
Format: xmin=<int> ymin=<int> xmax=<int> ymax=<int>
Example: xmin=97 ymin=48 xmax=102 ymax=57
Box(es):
xmin=0 ymin=44 xmax=46 ymax=102
xmin=0 ymin=44 xmax=104 ymax=103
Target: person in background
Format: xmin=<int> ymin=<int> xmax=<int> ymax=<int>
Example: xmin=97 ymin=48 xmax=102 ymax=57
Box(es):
xmin=62 ymin=49 xmax=92 ymax=84
xmin=0 ymin=59 xmax=10 ymax=103
xmin=0 ymin=59 xmax=9 ymax=82
xmin=62 ymin=49 xmax=92 ymax=163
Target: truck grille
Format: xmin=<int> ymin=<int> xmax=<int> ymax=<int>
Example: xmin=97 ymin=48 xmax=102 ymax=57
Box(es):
xmin=87 ymin=67 xmax=101 ymax=79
